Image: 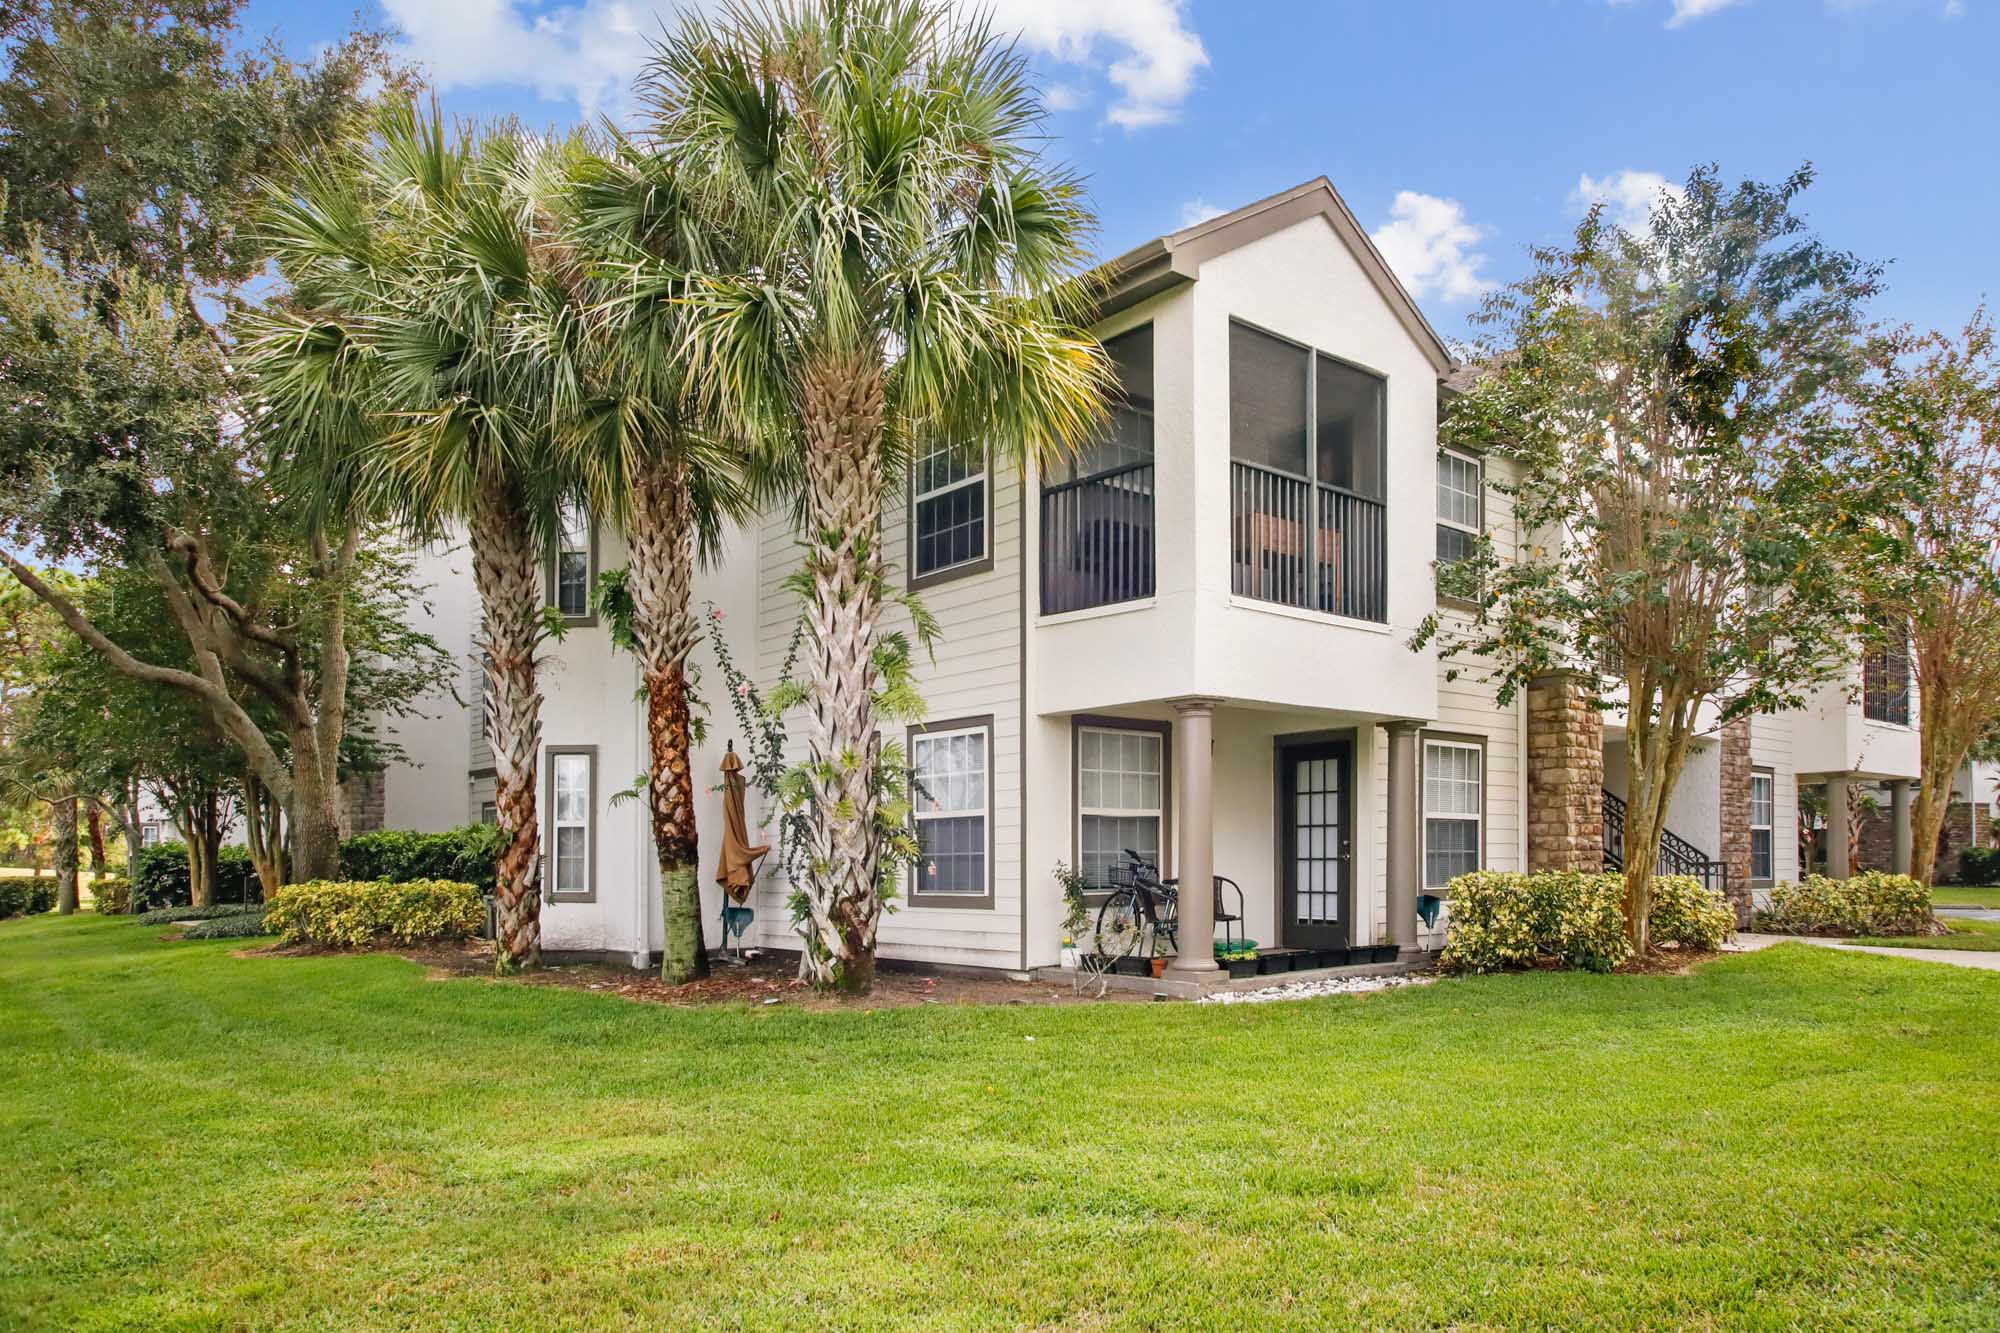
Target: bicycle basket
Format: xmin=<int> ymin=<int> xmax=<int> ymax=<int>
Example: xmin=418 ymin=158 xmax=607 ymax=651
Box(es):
xmin=1105 ymin=863 xmax=1141 ymax=889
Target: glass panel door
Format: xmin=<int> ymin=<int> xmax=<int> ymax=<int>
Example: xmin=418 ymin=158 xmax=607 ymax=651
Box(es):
xmin=1281 ymin=740 xmax=1352 ymax=949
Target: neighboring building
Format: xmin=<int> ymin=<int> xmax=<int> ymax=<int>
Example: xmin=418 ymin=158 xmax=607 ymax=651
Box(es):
xmin=366 ymin=177 xmax=1926 ymax=978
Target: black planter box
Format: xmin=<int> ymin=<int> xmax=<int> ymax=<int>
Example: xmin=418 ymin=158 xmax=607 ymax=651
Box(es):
xmin=1256 ymin=952 xmax=1293 ymax=975
xmin=1313 ymin=947 xmax=1351 ymax=968
xmin=1366 ymin=945 xmax=1400 ymax=964
xmin=1111 ymin=956 xmax=1151 ymax=977
xmin=1225 ymin=958 xmax=1260 ymax=979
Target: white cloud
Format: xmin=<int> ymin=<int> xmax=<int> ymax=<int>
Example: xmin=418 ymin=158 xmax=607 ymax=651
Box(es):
xmin=379 ymin=0 xmax=1206 ymax=130
xmin=1178 ymin=197 xmax=1224 ymax=228
xmin=1666 ymin=0 xmax=1747 ymax=25
xmin=1368 ymin=191 xmax=1494 ymax=304
xmin=1568 ymin=169 xmax=1686 ymax=234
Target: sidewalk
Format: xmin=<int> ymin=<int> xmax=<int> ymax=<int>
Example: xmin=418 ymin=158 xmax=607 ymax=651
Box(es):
xmin=1731 ymin=933 xmax=2000 ymax=973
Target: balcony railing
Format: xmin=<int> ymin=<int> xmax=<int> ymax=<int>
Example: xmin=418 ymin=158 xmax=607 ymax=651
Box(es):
xmin=1040 ymin=462 xmax=1155 ymax=616
xmin=1229 ymin=460 xmax=1386 ymax=623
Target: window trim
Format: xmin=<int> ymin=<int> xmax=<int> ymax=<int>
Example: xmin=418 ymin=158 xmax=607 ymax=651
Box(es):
xmin=544 ymin=744 xmax=597 ymax=903
xmin=547 ymin=503 xmax=599 ymax=627
xmin=1069 ymin=714 xmax=1173 ymax=899
xmin=1750 ymin=766 xmax=1776 ymax=887
xmin=1435 ymin=447 xmax=1484 ymax=606
xmin=908 ymin=442 xmax=995 ymax=591
xmin=1420 ymin=731 xmax=1486 ymax=893
xmin=906 ymin=714 xmax=997 ymax=909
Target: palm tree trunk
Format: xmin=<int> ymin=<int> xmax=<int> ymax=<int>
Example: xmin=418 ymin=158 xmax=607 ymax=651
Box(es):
xmin=53 ymin=795 xmax=78 ymax=915
xmin=796 ymin=350 xmax=890 ymax=994
xmin=471 ymin=465 xmax=544 ymax=972
xmin=628 ymin=460 xmax=707 ymax=984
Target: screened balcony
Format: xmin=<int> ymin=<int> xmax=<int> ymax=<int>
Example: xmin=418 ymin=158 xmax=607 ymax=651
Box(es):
xmin=1226 ymin=321 xmax=1388 ymax=623
xmin=1041 ymin=324 xmax=1155 ymax=616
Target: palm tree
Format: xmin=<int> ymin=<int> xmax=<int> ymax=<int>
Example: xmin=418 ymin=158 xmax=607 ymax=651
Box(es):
xmin=642 ymin=0 xmax=1110 ymax=992
xmin=247 ymin=103 xmax=572 ymax=970
xmin=544 ymin=137 xmax=759 ymax=983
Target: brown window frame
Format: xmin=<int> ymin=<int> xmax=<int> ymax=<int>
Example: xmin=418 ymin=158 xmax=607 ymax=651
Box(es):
xmin=544 ymin=745 xmax=598 ymax=903
xmin=906 ymin=715 xmax=997 ymax=910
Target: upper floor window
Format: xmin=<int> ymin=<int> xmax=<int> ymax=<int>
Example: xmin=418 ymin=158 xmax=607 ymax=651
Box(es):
xmin=1750 ymin=771 xmax=1774 ymax=884
xmin=1423 ymin=739 xmax=1483 ymax=888
xmin=910 ymin=720 xmax=992 ymax=905
xmin=912 ymin=442 xmax=988 ymax=584
xmin=1227 ymin=320 xmax=1387 ymax=622
xmin=552 ymin=502 xmax=595 ymax=622
xmin=1436 ymin=449 xmax=1482 ymax=568
xmin=1863 ymin=631 xmax=1911 ymax=725
xmin=1041 ymin=325 xmax=1155 ymax=615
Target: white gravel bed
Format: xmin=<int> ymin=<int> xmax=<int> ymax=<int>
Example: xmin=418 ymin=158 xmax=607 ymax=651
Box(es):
xmin=1197 ymin=973 xmax=1435 ymax=1005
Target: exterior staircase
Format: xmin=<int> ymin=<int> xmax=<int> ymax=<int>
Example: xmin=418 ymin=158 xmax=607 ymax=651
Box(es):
xmin=1601 ymin=788 xmax=1729 ymax=893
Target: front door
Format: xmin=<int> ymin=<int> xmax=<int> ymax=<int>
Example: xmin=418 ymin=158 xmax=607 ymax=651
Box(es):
xmin=1281 ymin=740 xmax=1353 ymax=950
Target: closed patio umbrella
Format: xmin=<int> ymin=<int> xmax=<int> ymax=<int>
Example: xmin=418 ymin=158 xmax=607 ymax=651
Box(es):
xmin=715 ymin=744 xmax=770 ymax=964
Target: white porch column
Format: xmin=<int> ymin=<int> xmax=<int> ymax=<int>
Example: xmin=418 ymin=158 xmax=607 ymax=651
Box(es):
xmin=1165 ymin=697 xmax=1223 ymax=980
xmin=1385 ymin=721 xmax=1422 ymax=955
xmin=1889 ymin=779 xmax=1913 ymax=877
xmin=1825 ymin=776 xmax=1853 ymax=879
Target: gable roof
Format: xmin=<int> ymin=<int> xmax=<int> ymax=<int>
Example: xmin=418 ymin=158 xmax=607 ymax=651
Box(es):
xmin=1094 ymin=177 xmax=1457 ymax=376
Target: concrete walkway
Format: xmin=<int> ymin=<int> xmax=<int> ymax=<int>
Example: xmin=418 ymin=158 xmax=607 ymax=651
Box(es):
xmin=1731 ymin=932 xmax=2000 ymax=972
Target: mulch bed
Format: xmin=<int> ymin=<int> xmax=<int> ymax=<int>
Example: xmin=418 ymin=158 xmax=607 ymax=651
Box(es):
xmin=393 ymin=941 xmax=1147 ymax=1010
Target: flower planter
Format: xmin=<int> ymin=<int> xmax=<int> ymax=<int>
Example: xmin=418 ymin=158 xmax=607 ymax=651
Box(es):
xmin=1366 ymin=945 xmax=1399 ymax=964
xmin=1313 ymin=947 xmax=1350 ymax=969
xmin=1257 ymin=951 xmax=1294 ymax=975
xmin=1224 ymin=958 xmax=1260 ymax=979
xmin=1150 ymin=957 xmax=1169 ymax=979
xmin=1111 ymin=956 xmax=1150 ymax=977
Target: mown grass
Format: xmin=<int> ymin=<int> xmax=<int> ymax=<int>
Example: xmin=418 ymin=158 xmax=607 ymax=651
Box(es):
xmin=2 ymin=917 xmax=1998 ymax=1330
xmin=1850 ymin=917 xmax=2000 ymax=952
xmin=1933 ymin=885 xmax=2000 ymax=909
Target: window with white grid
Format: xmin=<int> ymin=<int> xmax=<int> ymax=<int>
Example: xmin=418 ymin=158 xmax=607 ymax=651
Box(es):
xmin=1751 ymin=771 xmax=1774 ymax=883
xmin=1077 ymin=726 xmax=1165 ymax=887
xmin=549 ymin=751 xmax=592 ymax=898
xmin=1436 ymin=449 xmax=1482 ymax=569
xmin=913 ymin=441 xmax=987 ymax=579
xmin=1424 ymin=739 xmax=1482 ymax=888
xmin=554 ymin=502 xmax=592 ymax=619
xmin=912 ymin=724 xmax=989 ymax=899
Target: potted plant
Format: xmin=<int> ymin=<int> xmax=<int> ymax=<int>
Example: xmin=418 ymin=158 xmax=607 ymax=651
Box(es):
xmin=1150 ymin=937 xmax=1170 ymax=978
xmin=1216 ymin=940 xmax=1260 ymax=979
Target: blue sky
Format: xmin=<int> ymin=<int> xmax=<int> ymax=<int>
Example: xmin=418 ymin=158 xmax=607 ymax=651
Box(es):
xmin=248 ymin=0 xmax=1994 ymax=345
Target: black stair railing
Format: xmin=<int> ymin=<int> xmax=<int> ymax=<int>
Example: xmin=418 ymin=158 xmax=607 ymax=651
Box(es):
xmin=1602 ymin=788 xmax=1729 ymax=895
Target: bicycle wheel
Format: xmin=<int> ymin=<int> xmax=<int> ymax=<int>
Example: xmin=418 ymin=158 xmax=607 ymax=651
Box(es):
xmin=1095 ymin=888 xmax=1145 ymax=960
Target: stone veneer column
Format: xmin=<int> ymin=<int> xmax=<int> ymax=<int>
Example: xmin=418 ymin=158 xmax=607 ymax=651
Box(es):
xmin=1888 ymin=780 xmax=1913 ymax=878
xmin=1525 ymin=671 xmax=1605 ymax=872
xmin=1164 ymin=698 xmax=1222 ymax=982
xmin=1824 ymin=776 xmax=1853 ymax=879
xmin=1384 ymin=721 xmax=1421 ymax=956
xmin=1718 ymin=718 xmax=1753 ymax=926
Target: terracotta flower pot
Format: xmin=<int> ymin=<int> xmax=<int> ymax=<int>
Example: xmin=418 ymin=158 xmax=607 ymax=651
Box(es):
xmin=1150 ymin=956 xmax=1168 ymax=978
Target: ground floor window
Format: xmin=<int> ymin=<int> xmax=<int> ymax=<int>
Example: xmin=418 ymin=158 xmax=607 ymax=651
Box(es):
xmin=1076 ymin=722 xmax=1166 ymax=887
xmin=140 ymin=823 xmax=163 ymax=849
xmin=546 ymin=748 xmax=594 ymax=900
xmin=1751 ymin=770 xmax=1774 ymax=883
xmin=910 ymin=719 xmax=992 ymax=905
xmin=1423 ymin=738 xmax=1483 ymax=888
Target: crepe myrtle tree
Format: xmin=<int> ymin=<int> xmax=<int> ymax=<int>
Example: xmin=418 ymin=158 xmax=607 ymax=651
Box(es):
xmin=1419 ymin=165 xmax=1880 ymax=952
xmin=644 ymin=0 xmax=1110 ymax=992
xmin=1841 ymin=312 xmax=2000 ymax=885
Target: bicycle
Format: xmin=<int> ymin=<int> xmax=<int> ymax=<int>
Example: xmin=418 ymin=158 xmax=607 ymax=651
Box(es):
xmin=1093 ymin=849 xmax=1178 ymax=961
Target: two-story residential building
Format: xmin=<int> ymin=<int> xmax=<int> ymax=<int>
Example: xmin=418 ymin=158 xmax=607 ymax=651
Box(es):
xmin=363 ymin=176 xmax=1939 ymax=984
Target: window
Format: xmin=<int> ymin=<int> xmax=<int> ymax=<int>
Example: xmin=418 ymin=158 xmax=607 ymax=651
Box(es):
xmin=140 ymin=823 xmax=163 ymax=849
xmin=1227 ymin=320 xmax=1388 ymax=622
xmin=1863 ymin=632 xmax=1911 ymax=725
xmin=1436 ymin=449 xmax=1482 ymax=569
xmin=1041 ymin=326 xmax=1155 ymax=615
xmin=910 ymin=719 xmax=992 ymax=904
xmin=479 ymin=801 xmax=498 ymax=826
xmin=1750 ymin=771 xmax=1774 ymax=884
xmin=912 ymin=441 xmax=988 ymax=583
xmin=551 ymin=502 xmax=593 ymax=621
xmin=546 ymin=748 xmax=594 ymax=899
xmin=1423 ymin=739 xmax=1483 ymax=888
xmin=1076 ymin=723 xmax=1166 ymax=887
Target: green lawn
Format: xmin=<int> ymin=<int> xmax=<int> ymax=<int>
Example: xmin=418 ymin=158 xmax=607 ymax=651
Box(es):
xmin=1933 ymin=885 xmax=2000 ymax=909
xmin=1850 ymin=917 xmax=2000 ymax=952
xmin=3 ymin=919 xmax=1999 ymax=1330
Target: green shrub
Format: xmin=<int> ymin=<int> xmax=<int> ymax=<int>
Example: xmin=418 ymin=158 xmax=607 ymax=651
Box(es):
xmin=1757 ymin=872 xmax=1932 ymax=937
xmin=136 ymin=903 xmax=262 ymax=926
xmin=92 ymin=874 xmax=132 ymax=915
xmin=130 ymin=843 xmax=259 ymax=911
xmin=1647 ymin=875 xmax=1736 ymax=950
xmin=0 ymin=875 xmax=56 ymax=919
xmin=262 ymin=879 xmax=484 ymax=948
xmin=180 ymin=909 xmax=275 ymax=940
xmin=1439 ymin=870 xmax=1632 ymax=974
xmin=1956 ymin=847 xmax=2000 ymax=886
xmin=339 ymin=824 xmax=502 ymax=893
